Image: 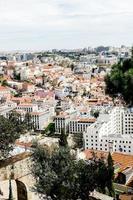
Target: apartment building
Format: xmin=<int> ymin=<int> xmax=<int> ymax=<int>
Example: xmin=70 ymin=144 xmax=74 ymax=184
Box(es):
xmin=0 ymin=101 xmax=17 ymax=117
xmin=69 ymin=117 xmax=96 ymax=134
xmin=17 ymin=104 xmax=38 ymax=113
xmin=84 ymin=107 xmax=133 ymax=154
xmin=16 ymin=103 xmax=54 ymax=130
xmin=0 ymin=86 xmax=11 ymax=99
xmin=30 ymin=110 xmax=51 ymax=130
xmin=55 ymin=109 xmax=77 ymax=133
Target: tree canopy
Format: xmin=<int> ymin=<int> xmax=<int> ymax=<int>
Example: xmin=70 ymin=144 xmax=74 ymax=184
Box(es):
xmin=42 ymin=123 xmax=55 ymax=136
xmin=32 ymin=143 xmax=114 ymax=200
xmin=73 ymin=132 xmax=83 ymax=149
xmin=105 ymin=49 xmax=133 ymax=106
xmin=0 ymin=112 xmax=22 ymax=159
xmin=0 ymin=111 xmax=34 ymax=160
xmin=59 ymin=129 xmax=68 ymax=148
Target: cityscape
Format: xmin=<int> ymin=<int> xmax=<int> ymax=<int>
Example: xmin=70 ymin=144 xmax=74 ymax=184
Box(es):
xmin=0 ymin=0 xmax=132 ymax=200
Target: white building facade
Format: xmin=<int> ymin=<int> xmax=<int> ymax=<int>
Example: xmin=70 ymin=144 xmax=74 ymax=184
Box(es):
xmin=84 ymin=107 xmax=133 ymax=154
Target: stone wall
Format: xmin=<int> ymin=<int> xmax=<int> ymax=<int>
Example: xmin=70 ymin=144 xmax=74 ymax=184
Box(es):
xmin=0 ymin=152 xmax=40 ymax=200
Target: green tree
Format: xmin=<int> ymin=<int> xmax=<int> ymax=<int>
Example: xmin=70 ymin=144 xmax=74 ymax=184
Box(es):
xmin=8 ymin=110 xmax=25 ymax=134
xmin=73 ymin=132 xmax=83 ymax=149
xmin=70 ymin=63 xmax=75 ymax=71
xmin=76 ymin=160 xmax=97 ymax=200
xmin=0 ymin=111 xmax=34 ymax=160
xmin=95 ymin=158 xmax=109 ymax=194
xmin=13 ymin=71 xmax=20 ymax=81
xmin=106 ymin=152 xmax=114 ymax=196
xmin=32 ymin=144 xmax=113 ymax=200
xmin=59 ymin=129 xmax=68 ymax=148
xmin=42 ymin=123 xmax=55 ymax=136
xmin=0 ymin=115 xmax=20 ymax=159
xmin=105 ymin=49 xmax=133 ymax=106
xmin=94 ymin=153 xmax=114 ymax=197
xmin=23 ymin=112 xmax=34 ymax=131
xmin=91 ymin=110 xmax=99 ymax=118
xmin=32 ymin=144 xmax=75 ymax=200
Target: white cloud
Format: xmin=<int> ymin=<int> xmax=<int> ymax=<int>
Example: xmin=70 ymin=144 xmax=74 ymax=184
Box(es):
xmin=0 ymin=0 xmax=133 ymax=50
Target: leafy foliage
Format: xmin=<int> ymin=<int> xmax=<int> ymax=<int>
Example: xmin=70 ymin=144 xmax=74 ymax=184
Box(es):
xmin=73 ymin=132 xmax=83 ymax=149
xmin=0 ymin=114 xmax=21 ymax=159
xmin=106 ymin=152 xmax=114 ymax=196
xmin=13 ymin=71 xmax=21 ymax=81
xmin=42 ymin=123 xmax=55 ymax=136
xmin=0 ymin=111 xmax=34 ymax=159
xmin=59 ymin=129 xmax=68 ymax=148
xmin=91 ymin=110 xmax=99 ymax=118
xmin=105 ymin=49 xmax=133 ymax=106
xmin=23 ymin=112 xmax=34 ymax=131
xmin=32 ymin=144 xmax=115 ymax=200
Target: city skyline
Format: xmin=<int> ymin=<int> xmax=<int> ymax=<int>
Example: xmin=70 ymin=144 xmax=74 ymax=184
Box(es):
xmin=0 ymin=0 xmax=133 ymax=50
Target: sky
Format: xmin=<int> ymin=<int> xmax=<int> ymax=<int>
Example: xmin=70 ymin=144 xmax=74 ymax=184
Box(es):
xmin=0 ymin=0 xmax=133 ymax=50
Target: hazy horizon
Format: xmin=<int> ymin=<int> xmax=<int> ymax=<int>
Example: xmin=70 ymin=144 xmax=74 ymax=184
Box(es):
xmin=0 ymin=0 xmax=133 ymax=51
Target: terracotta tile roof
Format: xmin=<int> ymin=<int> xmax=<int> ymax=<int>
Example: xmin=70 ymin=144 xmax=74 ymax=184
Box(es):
xmin=84 ymin=150 xmax=133 ymax=172
xmin=79 ymin=118 xmax=96 ymax=123
xmin=111 ymin=152 xmax=133 ymax=171
xmin=15 ymin=141 xmax=32 ymax=148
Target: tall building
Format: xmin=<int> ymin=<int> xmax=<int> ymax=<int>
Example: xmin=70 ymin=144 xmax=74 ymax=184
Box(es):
xmin=84 ymin=107 xmax=133 ymax=154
